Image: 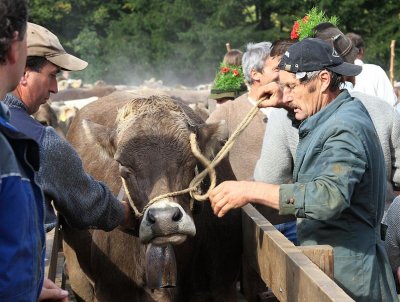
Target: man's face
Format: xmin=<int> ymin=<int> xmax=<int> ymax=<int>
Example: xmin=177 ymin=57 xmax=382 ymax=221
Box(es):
xmin=24 ymin=61 xmax=60 ymax=114
xmin=278 ymin=70 xmax=321 ymax=121
xmin=259 ymin=56 xmax=280 ymax=86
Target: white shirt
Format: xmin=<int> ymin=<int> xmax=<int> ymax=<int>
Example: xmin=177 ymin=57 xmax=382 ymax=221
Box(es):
xmin=354 ymin=62 xmax=397 ymax=107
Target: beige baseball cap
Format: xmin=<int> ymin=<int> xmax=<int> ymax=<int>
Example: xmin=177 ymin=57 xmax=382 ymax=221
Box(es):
xmin=27 ymin=22 xmax=88 ymax=71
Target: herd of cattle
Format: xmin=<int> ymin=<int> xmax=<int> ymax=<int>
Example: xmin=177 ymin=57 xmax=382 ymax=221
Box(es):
xmin=38 ymin=84 xmax=245 ymax=301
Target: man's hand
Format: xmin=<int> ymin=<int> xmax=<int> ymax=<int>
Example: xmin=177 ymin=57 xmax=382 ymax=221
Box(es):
xmin=120 ymin=200 xmax=137 ymax=228
xmin=121 ymin=200 xmax=133 ymax=226
xmin=254 ymin=82 xmax=283 ymax=108
xmin=39 ymin=278 xmax=68 ymax=301
xmin=118 ymin=201 xmax=140 ymax=235
xmin=209 ymin=181 xmax=252 ymax=217
xmin=209 ymin=181 xmax=280 ymax=217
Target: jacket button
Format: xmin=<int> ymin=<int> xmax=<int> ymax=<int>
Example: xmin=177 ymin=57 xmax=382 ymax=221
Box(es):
xmin=286 ymin=199 xmax=291 ymax=204
xmin=289 ymin=198 xmax=295 ymax=204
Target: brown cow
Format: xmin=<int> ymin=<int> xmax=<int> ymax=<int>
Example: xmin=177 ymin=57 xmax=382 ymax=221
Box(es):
xmin=64 ymin=91 xmax=242 ymax=301
xmin=32 ymin=102 xmax=65 ymax=138
xmin=50 ymin=85 xmax=116 ymax=102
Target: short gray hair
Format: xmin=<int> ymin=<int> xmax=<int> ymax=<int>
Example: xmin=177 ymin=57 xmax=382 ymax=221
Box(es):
xmin=242 ymin=42 xmax=272 ymax=85
xmin=298 ymin=69 xmax=343 ymax=91
xmin=296 ymin=70 xmax=320 ymax=82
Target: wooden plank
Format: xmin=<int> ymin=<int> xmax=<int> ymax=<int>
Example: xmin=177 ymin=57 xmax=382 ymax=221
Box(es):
xmin=299 ymin=245 xmax=334 ymax=279
xmin=48 ymin=222 xmax=61 ymax=282
xmin=242 ymin=204 xmax=354 ymax=302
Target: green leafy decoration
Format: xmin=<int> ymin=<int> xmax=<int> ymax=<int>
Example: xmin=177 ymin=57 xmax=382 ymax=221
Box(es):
xmin=213 ymin=63 xmax=245 ymax=91
xmin=292 ymin=7 xmax=339 ymax=41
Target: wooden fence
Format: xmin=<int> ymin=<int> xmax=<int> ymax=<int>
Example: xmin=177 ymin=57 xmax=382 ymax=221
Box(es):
xmin=242 ymin=204 xmax=354 ymax=302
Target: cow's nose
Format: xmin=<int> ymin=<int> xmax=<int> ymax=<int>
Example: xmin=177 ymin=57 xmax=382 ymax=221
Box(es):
xmin=146 ymin=207 xmax=183 ymax=226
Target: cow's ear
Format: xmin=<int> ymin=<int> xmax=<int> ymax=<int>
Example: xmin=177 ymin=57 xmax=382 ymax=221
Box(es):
xmin=82 ymin=119 xmax=117 ymax=158
xmin=196 ymin=122 xmax=224 ymax=159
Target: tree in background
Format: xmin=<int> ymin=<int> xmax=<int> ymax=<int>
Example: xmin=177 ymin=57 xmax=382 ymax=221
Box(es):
xmin=28 ymin=0 xmax=400 ymax=86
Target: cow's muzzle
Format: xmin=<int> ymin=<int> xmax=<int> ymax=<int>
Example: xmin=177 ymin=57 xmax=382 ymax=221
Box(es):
xmin=139 ymin=199 xmax=196 ymax=245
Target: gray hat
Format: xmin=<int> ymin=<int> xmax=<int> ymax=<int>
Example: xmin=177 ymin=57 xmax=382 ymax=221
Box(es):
xmin=313 ymin=22 xmax=359 ymax=63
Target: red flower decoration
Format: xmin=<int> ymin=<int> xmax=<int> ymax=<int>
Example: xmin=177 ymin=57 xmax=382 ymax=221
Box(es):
xmin=232 ymin=69 xmax=239 ymax=76
xmin=291 ymin=21 xmax=299 ymax=40
xmin=221 ymin=67 xmax=230 ymax=73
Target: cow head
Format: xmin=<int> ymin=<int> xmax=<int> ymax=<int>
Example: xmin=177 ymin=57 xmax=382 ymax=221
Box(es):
xmin=82 ymin=95 xmax=221 ymax=246
xmin=33 ymin=102 xmax=66 ymax=138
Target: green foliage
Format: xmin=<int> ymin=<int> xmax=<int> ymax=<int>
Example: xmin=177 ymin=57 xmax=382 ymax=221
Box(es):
xmin=27 ymin=0 xmax=400 ymax=85
xmin=295 ymin=7 xmax=339 ymax=40
xmin=213 ymin=64 xmax=245 ymax=90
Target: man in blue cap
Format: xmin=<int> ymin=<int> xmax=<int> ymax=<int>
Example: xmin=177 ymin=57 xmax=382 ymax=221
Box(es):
xmin=208 ymin=38 xmax=397 ymax=301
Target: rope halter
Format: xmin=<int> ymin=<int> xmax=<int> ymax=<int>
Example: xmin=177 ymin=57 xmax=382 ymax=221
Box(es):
xmin=120 ymin=97 xmax=265 ymax=218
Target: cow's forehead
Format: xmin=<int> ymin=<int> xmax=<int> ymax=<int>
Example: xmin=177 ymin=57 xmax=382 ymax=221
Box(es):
xmin=115 ymin=110 xmax=190 ymax=138
xmin=116 ymin=96 xmax=184 ymax=123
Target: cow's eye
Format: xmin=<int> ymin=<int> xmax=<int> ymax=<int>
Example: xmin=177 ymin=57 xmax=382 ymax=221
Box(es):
xmin=119 ymin=165 xmax=133 ymax=179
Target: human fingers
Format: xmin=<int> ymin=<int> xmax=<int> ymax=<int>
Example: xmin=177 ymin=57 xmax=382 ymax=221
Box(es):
xmin=209 ymin=190 xmax=225 ymax=209
xmin=212 ymin=193 xmax=231 ymax=216
xmin=39 ymin=288 xmax=69 ymax=301
xmin=217 ymin=200 xmax=237 ymax=217
xmin=257 ymin=82 xmax=283 ymax=108
xmin=42 ymin=278 xmax=56 ymax=288
xmin=120 ymin=200 xmax=136 ymax=228
xmin=209 ymin=182 xmax=226 ymax=199
xmin=209 ymin=182 xmax=233 ymax=208
xmin=396 ymin=266 xmax=400 ymax=283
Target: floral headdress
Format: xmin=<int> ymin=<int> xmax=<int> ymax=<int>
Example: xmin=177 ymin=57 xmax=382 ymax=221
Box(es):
xmin=290 ymin=7 xmax=339 ymax=41
xmin=209 ymin=63 xmax=247 ymax=100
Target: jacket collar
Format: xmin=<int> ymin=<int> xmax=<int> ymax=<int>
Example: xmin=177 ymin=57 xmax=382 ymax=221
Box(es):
xmin=3 ymin=93 xmax=28 ymax=112
xmin=299 ymin=90 xmax=352 ymax=138
xmin=0 ymin=102 xmax=11 ymax=121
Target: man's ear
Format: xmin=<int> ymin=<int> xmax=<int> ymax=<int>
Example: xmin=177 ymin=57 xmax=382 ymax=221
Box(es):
xmin=319 ymin=70 xmax=331 ymax=92
xmin=20 ymin=70 xmax=29 ymax=85
xmin=250 ymin=68 xmax=261 ymax=83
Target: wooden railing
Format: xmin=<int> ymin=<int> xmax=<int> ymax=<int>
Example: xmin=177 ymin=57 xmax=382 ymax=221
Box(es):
xmin=242 ymin=204 xmax=354 ymax=302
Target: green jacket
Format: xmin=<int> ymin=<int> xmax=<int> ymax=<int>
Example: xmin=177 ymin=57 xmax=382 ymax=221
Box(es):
xmin=279 ymin=90 xmax=397 ymax=301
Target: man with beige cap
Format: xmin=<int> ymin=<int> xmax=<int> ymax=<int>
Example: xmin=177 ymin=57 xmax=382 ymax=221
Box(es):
xmin=3 ymin=23 xmax=132 ymax=241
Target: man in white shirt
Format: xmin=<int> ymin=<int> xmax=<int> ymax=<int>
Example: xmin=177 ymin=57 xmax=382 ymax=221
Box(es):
xmin=346 ymin=32 xmax=397 ymax=107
